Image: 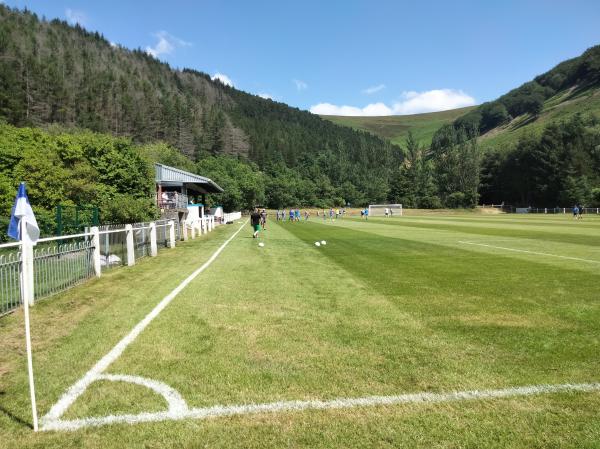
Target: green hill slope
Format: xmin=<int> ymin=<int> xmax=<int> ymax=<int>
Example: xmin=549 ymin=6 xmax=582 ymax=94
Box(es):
xmin=322 ymin=106 xmax=475 ymax=147
xmin=435 ymin=44 xmax=600 ymax=207
xmin=324 ymin=45 xmax=600 ymax=154
xmin=477 ymin=85 xmax=600 ymax=151
xmin=449 ymin=44 xmax=600 ymax=151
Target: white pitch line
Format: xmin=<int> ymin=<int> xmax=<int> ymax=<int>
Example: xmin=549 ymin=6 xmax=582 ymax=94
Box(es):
xmin=459 ymin=241 xmax=600 ymax=264
xmin=41 ymin=382 xmax=600 ymax=431
xmin=96 ymin=374 xmax=189 ymax=414
xmin=41 ymin=221 xmax=248 ymax=428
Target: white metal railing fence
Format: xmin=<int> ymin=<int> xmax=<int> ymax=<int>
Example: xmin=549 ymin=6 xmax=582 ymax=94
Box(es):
xmin=0 ymin=249 xmax=21 ymax=315
xmin=182 ymin=215 xmax=216 ymax=241
xmin=33 ymin=240 xmax=95 ymax=299
xmin=133 ymin=224 xmax=151 ymax=259
xmin=514 ymin=207 xmax=600 ymax=214
xmin=155 ymin=220 xmax=171 ymax=248
xmin=0 ymin=212 xmax=234 ymax=317
xmin=0 ymin=234 xmax=96 ymax=316
xmin=223 ymin=212 xmax=242 ymax=222
xmin=581 ymin=208 xmax=600 ymax=214
xmin=97 ymin=225 xmax=127 ymax=270
xmin=0 ymin=220 xmax=176 ymax=317
xmin=478 ymin=205 xmax=600 ymax=214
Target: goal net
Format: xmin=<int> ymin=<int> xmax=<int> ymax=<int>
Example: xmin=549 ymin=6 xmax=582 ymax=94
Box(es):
xmin=368 ymin=204 xmax=403 ymax=216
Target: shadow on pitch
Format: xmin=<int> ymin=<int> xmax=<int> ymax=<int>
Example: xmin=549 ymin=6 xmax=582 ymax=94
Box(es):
xmin=0 ymin=392 xmax=32 ymax=429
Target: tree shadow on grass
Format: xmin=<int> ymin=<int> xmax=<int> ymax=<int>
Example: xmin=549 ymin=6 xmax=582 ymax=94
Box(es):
xmin=0 ymin=391 xmax=32 ymax=429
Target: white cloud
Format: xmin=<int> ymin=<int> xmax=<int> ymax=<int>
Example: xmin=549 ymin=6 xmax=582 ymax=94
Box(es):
xmin=362 ymin=84 xmax=386 ymax=95
xmin=145 ymin=31 xmax=191 ymax=58
xmin=293 ymin=79 xmax=308 ymax=91
xmin=258 ymin=92 xmax=273 ymax=100
xmin=65 ymin=8 xmax=87 ymax=26
xmin=392 ymin=89 xmax=475 ymax=114
xmin=211 ymin=73 xmax=234 ymax=87
xmin=310 ymin=102 xmax=392 ymax=116
xmin=310 ymin=89 xmax=476 ymax=116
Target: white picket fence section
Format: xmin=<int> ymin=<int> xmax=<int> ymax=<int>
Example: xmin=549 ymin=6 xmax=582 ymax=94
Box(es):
xmin=0 ymin=213 xmax=234 ymax=317
xmin=223 ymin=212 xmax=242 ymax=222
xmin=181 ymin=216 xmax=216 ymax=241
xmin=479 ymin=205 xmax=600 ymax=214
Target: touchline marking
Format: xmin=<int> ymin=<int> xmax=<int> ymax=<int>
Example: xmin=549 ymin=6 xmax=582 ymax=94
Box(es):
xmin=459 ymin=241 xmax=600 ymax=264
xmin=41 ymin=221 xmax=248 ymax=428
xmin=41 ymin=382 xmax=600 ymax=431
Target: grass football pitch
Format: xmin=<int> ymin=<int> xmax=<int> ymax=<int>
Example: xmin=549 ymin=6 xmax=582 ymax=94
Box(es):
xmin=1 ymin=213 xmax=599 ymax=448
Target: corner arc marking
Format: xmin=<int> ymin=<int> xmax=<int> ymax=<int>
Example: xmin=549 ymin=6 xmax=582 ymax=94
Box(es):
xmin=96 ymin=374 xmax=188 ymax=413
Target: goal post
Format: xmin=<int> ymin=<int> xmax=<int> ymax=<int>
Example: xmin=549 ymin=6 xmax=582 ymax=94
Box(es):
xmin=368 ymin=204 xmax=403 ymax=217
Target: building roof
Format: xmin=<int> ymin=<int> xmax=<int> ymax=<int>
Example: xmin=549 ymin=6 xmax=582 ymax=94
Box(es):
xmin=155 ymin=163 xmax=224 ymax=194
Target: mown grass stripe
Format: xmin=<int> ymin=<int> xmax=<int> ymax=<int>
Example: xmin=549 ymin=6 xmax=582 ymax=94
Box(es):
xmin=352 ymin=217 xmax=600 ymax=247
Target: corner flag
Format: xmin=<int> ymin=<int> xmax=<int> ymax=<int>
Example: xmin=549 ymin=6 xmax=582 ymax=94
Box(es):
xmin=7 ymin=182 xmax=40 ymax=431
xmin=8 ymin=182 xmax=39 ymax=245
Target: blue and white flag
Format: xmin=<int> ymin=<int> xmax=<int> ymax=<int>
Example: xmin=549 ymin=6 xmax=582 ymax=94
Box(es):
xmin=7 ymin=182 xmax=40 ymax=245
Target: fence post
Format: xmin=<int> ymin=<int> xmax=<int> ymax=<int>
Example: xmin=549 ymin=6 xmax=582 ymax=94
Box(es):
xmin=182 ymin=222 xmax=188 ymax=241
xmin=149 ymin=222 xmax=158 ymax=257
xmin=168 ymin=220 xmax=176 ymax=248
xmin=20 ymin=239 xmax=35 ymax=306
xmin=91 ymin=226 xmax=101 ymax=277
xmin=125 ymin=224 xmax=135 ymax=266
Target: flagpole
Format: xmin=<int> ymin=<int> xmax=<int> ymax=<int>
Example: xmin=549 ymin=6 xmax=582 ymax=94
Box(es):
xmin=20 ymin=218 xmax=39 ymax=431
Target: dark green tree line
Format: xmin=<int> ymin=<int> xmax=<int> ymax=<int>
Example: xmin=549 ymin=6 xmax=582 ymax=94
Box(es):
xmin=479 ymin=114 xmax=600 ymax=207
xmin=0 ymin=123 xmax=157 ymax=240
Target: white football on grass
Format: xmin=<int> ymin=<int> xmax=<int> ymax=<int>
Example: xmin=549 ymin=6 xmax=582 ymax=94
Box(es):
xmin=314 ymin=242 xmax=321 ymax=247
xmin=321 ymin=240 xmax=327 ymax=245
xmin=258 ymin=242 xmax=265 ymax=247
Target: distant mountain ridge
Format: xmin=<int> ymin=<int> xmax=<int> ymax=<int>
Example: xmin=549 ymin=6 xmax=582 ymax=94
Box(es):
xmin=322 ymin=107 xmax=475 ymax=148
xmin=322 ymin=45 xmax=600 ymax=153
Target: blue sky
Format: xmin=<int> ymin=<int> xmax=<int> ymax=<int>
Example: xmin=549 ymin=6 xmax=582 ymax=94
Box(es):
xmin=4 ymin=0 xmax=600 ymax=115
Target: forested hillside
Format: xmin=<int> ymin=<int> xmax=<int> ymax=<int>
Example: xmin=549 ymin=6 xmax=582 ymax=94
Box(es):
xmin=0 ymin=5 xmax=402 ymax=212
xmin=454 ymin=45 xmax=600 ymax=137
xmin=435 ymin=45 xmax=600 ymax=207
